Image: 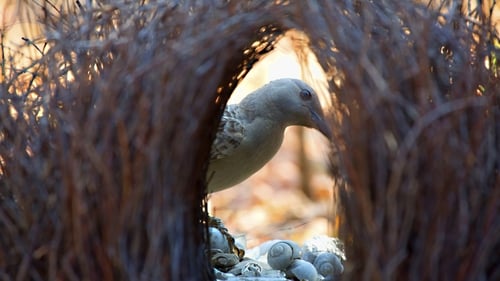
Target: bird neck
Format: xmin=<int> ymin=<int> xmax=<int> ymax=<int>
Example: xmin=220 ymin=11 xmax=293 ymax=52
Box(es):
xmin=239 ymin=91 xmax=290 ymax=128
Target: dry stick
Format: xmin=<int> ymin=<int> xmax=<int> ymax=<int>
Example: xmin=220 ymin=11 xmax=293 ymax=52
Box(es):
xmin=387 ymin=96 xmax=489 ymax=191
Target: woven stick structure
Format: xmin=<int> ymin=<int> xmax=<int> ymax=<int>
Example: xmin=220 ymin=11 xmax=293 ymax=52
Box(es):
xmin=1 ymin=1 xmax=498 ymax=280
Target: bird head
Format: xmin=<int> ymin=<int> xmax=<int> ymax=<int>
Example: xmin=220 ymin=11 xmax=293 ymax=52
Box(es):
xmin=265 ymin=78 xmax=332 ymax=139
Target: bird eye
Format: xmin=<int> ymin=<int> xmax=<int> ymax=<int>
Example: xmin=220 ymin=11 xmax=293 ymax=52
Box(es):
xmin=300 ymin=89 xmax=312 ymax=100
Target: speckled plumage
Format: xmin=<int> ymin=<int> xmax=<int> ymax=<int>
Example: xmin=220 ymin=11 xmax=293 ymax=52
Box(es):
xmin=210 ymin=104 xmax=245 ymax=161
xmin=207 ymin=78 xmax=331 ymax=193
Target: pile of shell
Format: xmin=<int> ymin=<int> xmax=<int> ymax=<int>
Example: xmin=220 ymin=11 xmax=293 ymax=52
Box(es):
xmin=209 ymin=220 xmax=345 ymax=281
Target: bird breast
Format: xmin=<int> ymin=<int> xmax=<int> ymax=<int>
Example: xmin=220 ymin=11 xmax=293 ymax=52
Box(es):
xmin=207 ymin=119 xmax=285 ymax=192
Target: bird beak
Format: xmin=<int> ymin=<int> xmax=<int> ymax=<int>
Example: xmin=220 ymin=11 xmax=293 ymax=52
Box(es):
xmin=310 ymin=110 xmax=332 ymax=139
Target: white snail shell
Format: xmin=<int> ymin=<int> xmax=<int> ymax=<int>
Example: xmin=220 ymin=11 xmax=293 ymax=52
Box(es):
xmin=240 ymin=260 xmax=263 ymax=277
xmin=313 ymin=252 xmax=344 ymax=277
xmin=267 ymin=240 xmax=301 ymax=270
xmin=211 ymin=252 xmax=239 ymax=268
xmin=302 ymin=235 xmax=346 ymax=263
xmin=208 ymin=227 xmax=230 ymax=253
xmin=227 ymin=259 xmax=263 ymax=276
xmin=286 ymin=259 xmax=318 ymax=281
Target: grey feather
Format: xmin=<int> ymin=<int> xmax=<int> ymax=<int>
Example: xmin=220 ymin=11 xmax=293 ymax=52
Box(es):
xmin=210 ymin=104 xmax=245 ymax=160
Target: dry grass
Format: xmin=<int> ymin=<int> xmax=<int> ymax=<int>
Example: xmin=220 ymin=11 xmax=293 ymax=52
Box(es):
xmin=1 ymin=1 xmax=285 ymax=279
xmin=293 ymin=1 xmax=500 ymax=280
xmin=0 ymin=0 xmax=499 ymax=280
